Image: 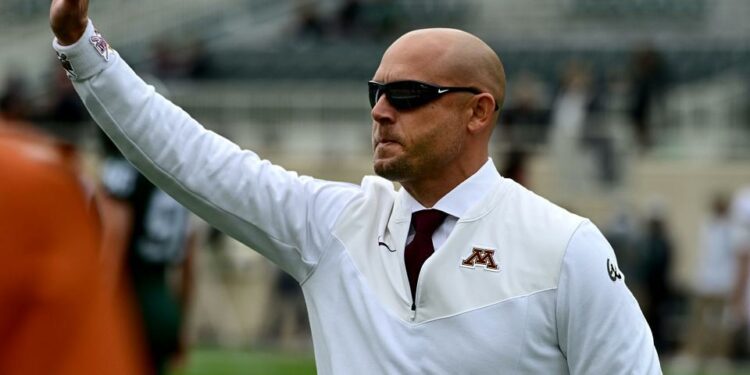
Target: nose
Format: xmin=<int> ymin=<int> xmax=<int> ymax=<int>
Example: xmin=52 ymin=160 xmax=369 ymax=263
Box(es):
xmin=371 ymin=94 xmax=396 ymax=125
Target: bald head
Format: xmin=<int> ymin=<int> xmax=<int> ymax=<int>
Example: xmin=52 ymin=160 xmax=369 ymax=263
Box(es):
xmin=379 ymin=28 xmax=506 ymax=112
xmin=371 ymin=29 xmax=506 ymax=204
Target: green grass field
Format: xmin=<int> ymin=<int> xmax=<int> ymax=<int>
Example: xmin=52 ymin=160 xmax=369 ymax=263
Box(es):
xmin=173 ymin=349 xmax=750 ymax=375
xmin=172 ymin=349 xmax=316 ymax=375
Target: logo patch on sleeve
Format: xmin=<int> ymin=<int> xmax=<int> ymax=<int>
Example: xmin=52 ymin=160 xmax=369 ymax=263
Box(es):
xmin=90 ymin=29 xmax=112 ymax=61
xmin=56 ymin=52 xmax=77 ymax=79
xmin=607 ymin=258 xmax=622 ymax=282
xmin=461 ymin=247 xmax=499 ymax=271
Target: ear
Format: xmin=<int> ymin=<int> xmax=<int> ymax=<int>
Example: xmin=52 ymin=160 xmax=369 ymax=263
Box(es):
xmin=466 ymin=93 xmax=496 ymax=134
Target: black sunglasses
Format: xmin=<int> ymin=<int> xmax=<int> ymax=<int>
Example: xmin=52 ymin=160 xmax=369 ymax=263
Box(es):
xmin=368 ymin=80 xmax=498 ymax=111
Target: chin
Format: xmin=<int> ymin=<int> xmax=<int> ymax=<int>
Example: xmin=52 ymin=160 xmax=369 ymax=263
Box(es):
xmin=373 ymin=158 xmax=410 ymax=181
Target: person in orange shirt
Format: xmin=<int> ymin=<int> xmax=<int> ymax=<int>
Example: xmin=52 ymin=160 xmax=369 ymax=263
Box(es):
xmin=0 ymin=98 xmax=147 ymax=375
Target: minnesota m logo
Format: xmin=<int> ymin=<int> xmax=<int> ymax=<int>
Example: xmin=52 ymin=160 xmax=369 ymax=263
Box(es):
xmin=461 ymin=247 xmax=499 ymax=271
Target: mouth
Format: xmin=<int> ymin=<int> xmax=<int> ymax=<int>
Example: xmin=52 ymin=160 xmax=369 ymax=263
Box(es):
xmin=377 ymin=140 xmax=399 ymax=146
xmin=374 ymin=139 xmax=401 ymax=151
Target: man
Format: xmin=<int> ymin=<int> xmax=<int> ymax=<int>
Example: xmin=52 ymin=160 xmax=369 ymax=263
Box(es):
xmin=98 ymin=133 xmax=196 ymax=374
xmin=50 ymin=1 xmax=660 ymax=372
xmin=0 ymin=92 xmax=147 ymax=375
xmin=686 ymin=194 xmax=734 ymax=365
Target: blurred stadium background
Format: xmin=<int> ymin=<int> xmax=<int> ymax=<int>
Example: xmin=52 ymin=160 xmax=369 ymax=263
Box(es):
xmin=2 ymin=0 xmax=750 ymax=373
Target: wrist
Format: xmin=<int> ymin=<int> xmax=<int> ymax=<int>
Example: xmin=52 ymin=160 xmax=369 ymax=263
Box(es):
xmin=52 ymin=14 xmax=89 ymax=46
xmin=56 ymin=27 xmax=86 ymax=46
xmin=53 ymin=18 xmax=95 ymax=51
xmin=53 ymin=20 xmax=117 ymax=80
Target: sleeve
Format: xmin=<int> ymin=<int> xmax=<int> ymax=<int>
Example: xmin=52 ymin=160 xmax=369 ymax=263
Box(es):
xmin=556 ymin=221 xmax=662 ymax=374
xmin=52 ymin=20 xmax=362 ymax=281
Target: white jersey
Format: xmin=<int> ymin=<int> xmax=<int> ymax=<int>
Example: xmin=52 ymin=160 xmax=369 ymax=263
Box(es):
xmin=53 ymin=21 xmax=660 ymax=374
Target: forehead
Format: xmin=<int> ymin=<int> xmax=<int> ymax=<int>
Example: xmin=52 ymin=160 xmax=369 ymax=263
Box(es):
xmin=372 ymin=37 xmax=450 ymax=83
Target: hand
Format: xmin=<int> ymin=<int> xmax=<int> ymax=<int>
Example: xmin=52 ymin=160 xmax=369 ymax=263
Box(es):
xmin=50 ymin=0 xmax=89 ymax=45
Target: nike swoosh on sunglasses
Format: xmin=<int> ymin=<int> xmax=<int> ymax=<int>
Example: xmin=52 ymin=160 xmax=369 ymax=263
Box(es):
xmin=368 ymin=80 xmax=499 ymax=111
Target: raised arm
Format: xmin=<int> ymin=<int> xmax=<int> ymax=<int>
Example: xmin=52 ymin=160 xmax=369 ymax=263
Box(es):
xmin=49 ymin=1 xmax=362 ymax=280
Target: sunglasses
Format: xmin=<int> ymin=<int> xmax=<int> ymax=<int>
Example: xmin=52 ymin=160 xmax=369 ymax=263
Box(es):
xmin=368 ymin=80 xmax=498 ymax=111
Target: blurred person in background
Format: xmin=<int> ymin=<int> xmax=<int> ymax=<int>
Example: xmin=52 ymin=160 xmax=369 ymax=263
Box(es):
xmin=51 ymin=0 xmax=660 ymax=372
xmin=499 ymin=71 xmax=550 ymax=147
xmin=628 ymin=46 xmax=668 ymax=153
xmin=581 ymin=69 xmax=622 ymax=190
xmin=603 ymin=204 xmax=644 ymax=300
xmin=294 ymin=1 xmax=326 ymax=41
xmin=331 ymin=0 xmax=403 ymax=42
xmin=549 ymin=60 xmax=596 ymax=198
xmin=149 ymin=39 xmax=211 ymax=81
xmin=263 ymin=268 xmax=311 ymax=350
xmin=496 ymin=71 xmax=548 ymax=189
xmin=637 ymin=201 xmax=675 ymax=354
xmin=0 ymin=86 xmax=147 ymax=375
xmin=47 ymin=67 xmax=88 ymax=124
xmin=0 ymin=77 xmax=30 ymax=121
xmin=683 ymin=193 xmax=735 ymax=370
xmin=151 ymin=39 xmax=182 ymax=80
xmin=98 ymin=132 xmax=197 ymax=375
xmin=497 ymin=148 xmax=529 ymax=188
xmin=336 ymin=0 xmax=362 ymax=36
xmin=731 ymin=187 xmax=750 ymax=359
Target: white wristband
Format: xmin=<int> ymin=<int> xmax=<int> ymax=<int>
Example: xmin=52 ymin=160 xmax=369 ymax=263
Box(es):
xmin=52 ymin=19 xmax=117 ymax=80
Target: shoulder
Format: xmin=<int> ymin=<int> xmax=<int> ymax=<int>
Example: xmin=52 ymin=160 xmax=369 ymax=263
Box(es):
xmin=499 ymin=180 xmax=586 ymax=248
xmin=0 ymin=131 xmax=95 ymax=238
xmin=332 ymin=175 xmax=397 ymax=231
xmin=562 ymin=220 xmax=618 ymax=276
xmin=0 ymin=129 xmax=81 ymax=191
xmin=501 ymin=181 xmax=591 ymax=283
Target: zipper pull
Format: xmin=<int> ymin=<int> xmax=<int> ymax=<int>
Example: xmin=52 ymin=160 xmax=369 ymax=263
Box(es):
xmin=410 ymin=302 xmax=417 ymax=321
